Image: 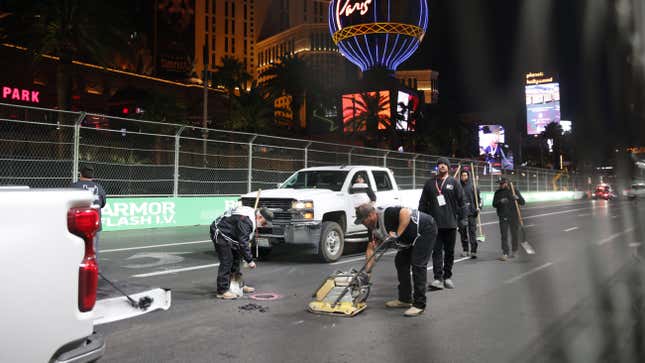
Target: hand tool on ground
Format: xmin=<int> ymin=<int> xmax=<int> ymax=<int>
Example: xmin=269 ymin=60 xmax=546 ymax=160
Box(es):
xmin=471 ymin=163 xmax=486 ymax=243
xmin=510 ymin=182 xmax=535 ymax=255
xmin=307 ymin=236 xmax=395 ymax=317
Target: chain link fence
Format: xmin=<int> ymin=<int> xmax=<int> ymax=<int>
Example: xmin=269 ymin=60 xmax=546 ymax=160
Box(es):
xmin=0 ymin=103 xmax=589 ymax=196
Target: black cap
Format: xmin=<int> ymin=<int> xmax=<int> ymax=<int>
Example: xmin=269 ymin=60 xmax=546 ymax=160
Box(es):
xmin=80 ymin=165 xmax=94 ymax=179
xmin=258 ymin=207 xmax=274 ymax=222
xmin=354 ymin=203 xmax=375 ymax=225
xmin=437 ymin=157 xmax=450 ymax=168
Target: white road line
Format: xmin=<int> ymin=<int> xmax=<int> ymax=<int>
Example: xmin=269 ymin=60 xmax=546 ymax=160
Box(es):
xmin=427 ymin=256 xmax=471 ymax=270
xmin=504 ymin=262 xmax=553 ymax=284
xmin=595 ymin=227 xmax=635 ymax=246
xmin=102 ymin=240 xmax=211 ymax=253
xmin=480 ymin=206 xmax=593 ymax=226
xmin=564 ymin=227 xmax=579 ymax=232
xmin=132 ymin=263 xmax=221 ymax=278
xmin=577 ymin=213 xmax=591 ymax=217
xmin=524 ymin=224 xmax=536 ymax=228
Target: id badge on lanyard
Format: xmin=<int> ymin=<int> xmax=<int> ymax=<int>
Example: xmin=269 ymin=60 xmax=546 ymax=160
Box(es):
xmin=436 ymin=177 xmax=448 ymax=207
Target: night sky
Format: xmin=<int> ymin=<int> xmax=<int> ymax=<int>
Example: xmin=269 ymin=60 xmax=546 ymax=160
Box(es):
xmin=406 ymin=0 xmax=645 ymax=163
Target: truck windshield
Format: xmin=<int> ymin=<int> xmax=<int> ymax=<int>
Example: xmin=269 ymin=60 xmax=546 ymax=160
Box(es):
xmin=280 ymin=171 xmax=349 ymax=192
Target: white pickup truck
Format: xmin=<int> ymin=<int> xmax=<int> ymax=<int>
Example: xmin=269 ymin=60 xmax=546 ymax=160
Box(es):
xmin=240 ymin=166 xmax=420 ymax=262
xmin=0 ymin=188 xmax=171 ymax=363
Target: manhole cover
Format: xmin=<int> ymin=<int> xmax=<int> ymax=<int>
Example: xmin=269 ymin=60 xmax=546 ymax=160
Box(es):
xmin=249 ymin=292 xmax=282 ymax=301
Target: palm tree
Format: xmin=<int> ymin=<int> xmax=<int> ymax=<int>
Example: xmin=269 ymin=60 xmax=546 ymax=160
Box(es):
xmin=541 ymin=121 xmax=564 ymax=168
xmin=260 ymin=55 xmax=310 ymax=130
xmin=227 ymin=85 xmax=285 ymax=133
xmin=213 ymin=56 xmax=251 ymax=96
xmin=343 ymin=92 xmax=392 ymax=147
xmin=3 ymin=0 xmax=131 ymax=114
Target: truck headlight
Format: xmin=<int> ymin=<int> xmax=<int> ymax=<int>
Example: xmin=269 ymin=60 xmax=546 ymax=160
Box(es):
xmin=292 ymin=200 xmax=314 ymax=209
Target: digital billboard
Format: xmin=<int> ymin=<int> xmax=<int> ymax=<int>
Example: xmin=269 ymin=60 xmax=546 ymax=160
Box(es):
xmin=396 ymin=91 xmax=420 ymax=132
xmin=525 ymin=73 xmax=561 ymax=135
xmin=479 ymin=125 xmax=513 ymax=174
xmin=342 ymin=91 xmax=391 ymax=133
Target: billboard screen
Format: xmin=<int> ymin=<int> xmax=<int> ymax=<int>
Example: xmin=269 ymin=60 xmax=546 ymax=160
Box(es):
xmin=479 ymin=125 xmax=513 ymax=174
xmin=526 ymin=82 xmax=561 ymax=135
xmin=396 ymin=91 xmax=419 ymax=132
xmin=342 ymin=91 xmax=391 ymax=133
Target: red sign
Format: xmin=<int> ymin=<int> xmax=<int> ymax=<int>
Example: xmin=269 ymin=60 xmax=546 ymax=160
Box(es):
xmin=2 ymin=86 xmax=40 ymax=104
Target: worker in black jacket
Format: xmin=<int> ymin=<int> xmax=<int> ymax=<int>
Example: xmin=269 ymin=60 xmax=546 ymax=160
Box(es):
xmin=492 ymin=177 xmax=525 ymax=260
xmin=210 ymin=206 xmax=273 ymax=299
xmin=459 ymin=170 xmax=482 ymax=259
xmin=355 ymin=203 xmax=437 ymax=317
xmin=419 ymin=157 xmax=467 ymax=290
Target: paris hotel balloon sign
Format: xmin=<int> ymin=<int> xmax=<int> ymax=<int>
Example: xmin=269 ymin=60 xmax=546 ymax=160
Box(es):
xmin=329 ymin=0 xmax=429 ymax=72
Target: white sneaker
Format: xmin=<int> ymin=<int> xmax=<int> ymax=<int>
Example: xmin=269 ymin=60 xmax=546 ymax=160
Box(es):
xmin=404 ymin=306 xmax=424 ymax=317
xmin=242 ymin=286 xmax=256 ymax=293
xmin=498 ymin=254 xmax=508 ymax=261
xmin=461 ymin=251 xmax=470 ymax=257
xmin=429 ymin=279 xmax=444 ymax=290
xmin=385 ymin=300 xmax=412 ymax=309
xmin=444 ymin=279 xmax=455 ymax=289
xmin=216 ymin=291 xmax=237 ymax=300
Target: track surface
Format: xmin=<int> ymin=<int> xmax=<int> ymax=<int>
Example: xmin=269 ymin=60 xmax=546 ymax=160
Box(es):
xmin=96 ymin=199 xmax=645 ymax=363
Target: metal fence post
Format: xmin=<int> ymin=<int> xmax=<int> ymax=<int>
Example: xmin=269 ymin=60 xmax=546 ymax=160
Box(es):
xmin=304 ymin=142 xmax=312 ymax=168
xmin=173 ymin=126 xmax=186 ymax=197
xmin=348 ymin=148 xmax=354 ymax=165
xmin=536 ymin=172 xmax=539 ymax=192
xmin=412 ymin=154 xmax=420 ymax=189
xmin=72 ymin=112 xmax=86 ymax=182
xmin=490 ymin=172 xmax=493 ymax=192
xmin=248 ymin=135 xmax=258 ymax=193
xmin=383 ymin=151 xmax=390 ymax=168
xmin=526 ymin=171 xmax=530 ymax=192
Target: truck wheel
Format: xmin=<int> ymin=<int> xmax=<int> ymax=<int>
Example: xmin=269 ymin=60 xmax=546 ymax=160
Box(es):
xmin=318 ymin=221 xmax=344 ymax=262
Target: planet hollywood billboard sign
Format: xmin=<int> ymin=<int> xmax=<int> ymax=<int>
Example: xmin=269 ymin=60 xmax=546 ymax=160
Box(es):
xmin=329 ymin=0 xmax=429 ymax=72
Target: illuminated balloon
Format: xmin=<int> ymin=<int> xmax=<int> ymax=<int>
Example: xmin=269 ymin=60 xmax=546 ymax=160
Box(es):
xmin=329 ymin=0 xmax=429 ymax=72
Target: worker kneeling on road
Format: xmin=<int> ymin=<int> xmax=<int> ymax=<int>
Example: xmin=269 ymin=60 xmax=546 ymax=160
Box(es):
xmin=210 ymin=206 xmax=274 ymax=299
xmin=355 ymin=203 xmax=437 ymax=317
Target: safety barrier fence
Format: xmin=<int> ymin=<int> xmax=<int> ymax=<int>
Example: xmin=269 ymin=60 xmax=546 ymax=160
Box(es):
xmin=0 ymin=103 xmax=588 ymax=198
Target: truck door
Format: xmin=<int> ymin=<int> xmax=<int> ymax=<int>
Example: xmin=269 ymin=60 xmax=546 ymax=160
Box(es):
xmin=371 ymin=170 xmax=401 ymax=207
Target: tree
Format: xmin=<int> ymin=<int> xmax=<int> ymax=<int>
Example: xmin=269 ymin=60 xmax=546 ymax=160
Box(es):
xmin=260 ymin=55 xmax=311 ymax=130
xmin=343 ymin=92 xmax=392 ymax=147
xmin=2 ymin=0 xmax=131 ymax=114
xmin=213 ymin=56 xmax=251 ymax=97
xmin=541 ymin=121 xmax=564 ymax=168
xmin=227 ymin=85 xmax=284 ymax=133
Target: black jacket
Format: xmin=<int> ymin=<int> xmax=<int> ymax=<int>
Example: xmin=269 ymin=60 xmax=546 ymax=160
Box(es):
xmin=492 ymin=187 xmax=525 ymax=219
xmin=210 ymin=214 xmax=254 ymax=263
xmin=460 ymin=172 xmax=482 ymax=217
xmin=419 ymin=175 xmax=466 ymax=229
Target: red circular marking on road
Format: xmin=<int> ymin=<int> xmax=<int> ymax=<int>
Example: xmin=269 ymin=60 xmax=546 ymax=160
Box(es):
xmin=249 ymin=292 xmax=282 ymax=301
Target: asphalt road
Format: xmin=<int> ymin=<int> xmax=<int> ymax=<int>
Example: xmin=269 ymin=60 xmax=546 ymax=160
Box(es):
xmin=95 ymin=199 xmax=645 ymax=363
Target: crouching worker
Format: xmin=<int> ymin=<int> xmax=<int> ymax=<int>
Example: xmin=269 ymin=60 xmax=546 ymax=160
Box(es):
xmin=210 ymin=206 xmax=274 ymax=299
xmin=355 ymin=203 xmax=437 ymax=317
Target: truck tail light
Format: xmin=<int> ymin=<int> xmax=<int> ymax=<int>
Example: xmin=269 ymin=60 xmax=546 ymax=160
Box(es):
xmin=68 ymin=207 xmax=100 ymax=312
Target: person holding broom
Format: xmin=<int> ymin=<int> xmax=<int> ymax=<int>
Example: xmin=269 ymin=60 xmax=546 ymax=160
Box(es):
xmin=492 ymin=177 xmax=525 ymax=261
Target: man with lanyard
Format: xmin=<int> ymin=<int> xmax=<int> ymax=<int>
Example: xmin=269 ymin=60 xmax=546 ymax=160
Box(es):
xmin=419 ymin=157 xmax=467 ymax=290
xmin=355 ymin=203 xmax=437 ymax=317
xmin=209 ymin=206 xmax=273 ymax=299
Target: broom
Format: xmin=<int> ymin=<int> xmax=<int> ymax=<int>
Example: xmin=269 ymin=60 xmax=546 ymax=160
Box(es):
xmin=510 ymin=182 xmax=535 ymax=255
xmin=471 ymin=163 xmax=486 ymax=242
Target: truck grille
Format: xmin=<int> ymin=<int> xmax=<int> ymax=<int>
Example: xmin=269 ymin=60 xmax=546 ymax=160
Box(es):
xmin=240 ymin=198 xmax=295 ymax=222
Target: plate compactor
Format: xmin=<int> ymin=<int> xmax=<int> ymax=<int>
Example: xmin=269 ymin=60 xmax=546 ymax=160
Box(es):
xmin=307 ymin=237 xmax=394 ymax=317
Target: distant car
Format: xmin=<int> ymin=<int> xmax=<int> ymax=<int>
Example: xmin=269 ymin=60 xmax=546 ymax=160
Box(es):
xmin=624 ymin=182 xmax=645 ymax=200
xmin=593 ymin=184 xmax=616 ymax=200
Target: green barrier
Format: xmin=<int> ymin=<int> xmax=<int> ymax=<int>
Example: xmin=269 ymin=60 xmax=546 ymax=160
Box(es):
xmin=101 ymin=196 xmax=240 ymax=232
xmin=101 ymin=191 xmax=584 ymax=232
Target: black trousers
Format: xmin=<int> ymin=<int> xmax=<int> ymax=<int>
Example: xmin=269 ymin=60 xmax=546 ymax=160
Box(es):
xmin=214 ymin=238 xmax=242 ymax=294
xmin=432 ymin=228 xmax=457 ymax=280
xmin=459 ymin=216 xmax=478 ymax=253
xmin=499 ymin=217 xmax=520 ymax=255
xmin=394 ymin=221 xmax=437 ymax=309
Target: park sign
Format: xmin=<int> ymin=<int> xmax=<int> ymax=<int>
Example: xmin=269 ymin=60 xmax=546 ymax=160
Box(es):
xmin=2 ymin=85 xmax=40 ymax=104
xmin=329 ymin=0 xmax=429 ymax=72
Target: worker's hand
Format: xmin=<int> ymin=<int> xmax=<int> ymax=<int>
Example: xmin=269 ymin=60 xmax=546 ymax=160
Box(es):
xmin=389 ymin=231 xmax=399 ymax=238
xmin=248 ymin=261 xmax=256 ymax=269
xmin=513 ymin=195 xmax=520 ymax=201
